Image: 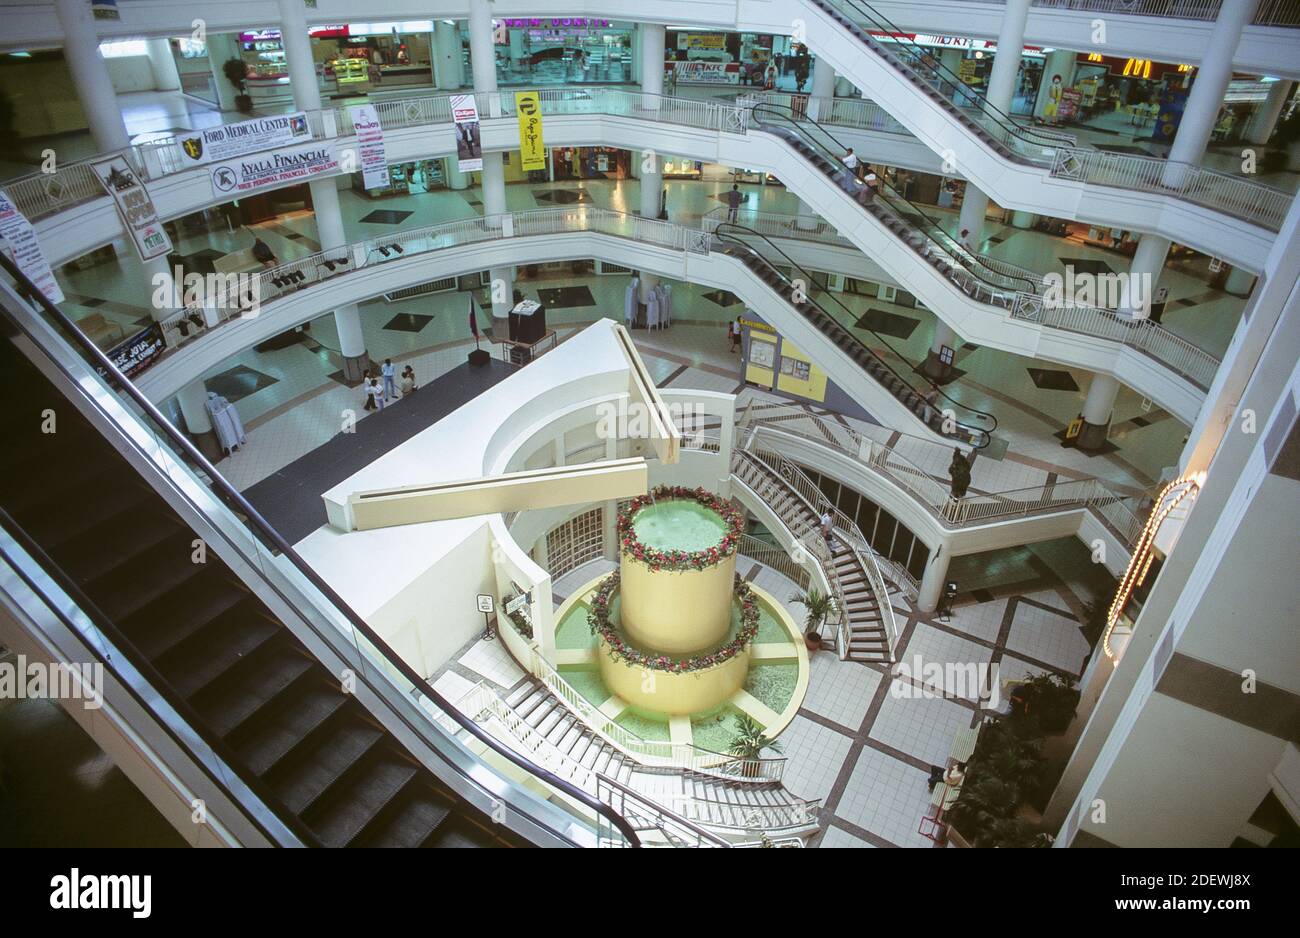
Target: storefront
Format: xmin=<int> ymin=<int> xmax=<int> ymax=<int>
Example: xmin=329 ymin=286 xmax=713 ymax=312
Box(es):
xmin=492 ymin=18 xmax=634 ymax=86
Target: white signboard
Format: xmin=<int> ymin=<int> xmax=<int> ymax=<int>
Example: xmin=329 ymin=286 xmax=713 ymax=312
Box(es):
xmin=90 ymin=156 xmax=172 ymax=262
xmin=172 ymin=111 xmax=313 ymax=167
xmin=671 ymin=61 xmax=740 ymax=85
xmin=349 ymin=105 xmax=388 ymax=190
xmin=0 ymin=189 xmax=64 ymax=304
xmin=451 ymin=94 xmax=483 ymax=172
xmin=208 ymin=141 xmax=341 ymax=198
xmin=476 ymin=594 xmax=495 ymax=614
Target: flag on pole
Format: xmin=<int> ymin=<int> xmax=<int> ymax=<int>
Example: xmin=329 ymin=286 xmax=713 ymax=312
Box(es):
xmin=468 ymin=293 xmax=480 ymax=344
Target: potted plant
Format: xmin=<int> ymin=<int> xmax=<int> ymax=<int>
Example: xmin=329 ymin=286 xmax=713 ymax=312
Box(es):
xmin=791 ymin=586 xmax=836 ymax=652
xmin=727 ymin=714 xmax=782 ymax=778
xmin=222 ymin=58 xmax=254 ymax=114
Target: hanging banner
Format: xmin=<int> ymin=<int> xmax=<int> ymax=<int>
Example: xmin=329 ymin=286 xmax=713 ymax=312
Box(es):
xmin=451 ymin=94 xmax=483 ymax=171
xmin=172 ymin=112 xmax=312 ymax=168
xmin=90 ymin=156 xmax=172 ymax=262
xmin=208 ymin=141 xmax=341 ymax=198
xmin=102 ymin=322 xmax=165 ymax=379
xmin=349 ymin=104 xmax=389 ymax=190
xmin=514 ymin=91 xmax=546 ymax=172
xmin=0 ymin=190 xmax=65 ymax=304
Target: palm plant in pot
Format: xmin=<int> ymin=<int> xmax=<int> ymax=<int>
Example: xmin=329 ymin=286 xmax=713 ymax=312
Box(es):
xmin=727 ymin=714 xmax=782 ymax=778
xmin=791 ymin=586 xmax=836 ymax=652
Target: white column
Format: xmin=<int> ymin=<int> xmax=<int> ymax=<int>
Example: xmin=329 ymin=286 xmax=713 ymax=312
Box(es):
xmin=639 ymin=156 xmax=664 ymax=302
xmin=924 ymin=320 xmax=958 ymax=379
xmin=1166 ymin=0 xmax=1261 ymax=174
xmin=1033 ymin=48 xmax=1076 ymax=119
xmin=1118 ymin=233 xmax=1171 ymax=319
xmin=640 ymin=23 xmax=665 ymax=117
xmin=144 ymin=255 xmax=180 ymax=322
xmin=277 ymin=0 xmax=322 ymax=111
xmin=957 ymin=186 xmax=989 ymax=246
xmin=433 ymin=20 xmax=464 ymax=90
xmin=808 ymin=55 xmax=836 ymax=121
xmin=468 ymin=0 xmax=498 ymax=93
xmin=1010 ymin=210 xmax=1036 ymax=229
xmin=834 ymin=76 xmax=855 ymax=98
xmin=1224 ymin=266 xmax=1256 ymax=297
xmin=444 ymin=156 xmax=469 ymax=189
xmin=602 ymin=500 xmax=619 ymax=561
xmin=917 ymin=544 xmax=951 ymax=613
xmin=630 ymin=23 xmax=642 ymax=84
xmin=177 ymin=378 xmax=220 ymax=460
xmin=1246 ymin=79 xmax=1294 ymax=145
xmin=54 ymin=0 xmax=130 ymax=151
xmin=146 ymin=37 xmax=181 ymax=91
xmin=205 ymin=32 xmax=242 ymax=112
xmin=940 ymin=48 xmax=965 ymax=104
xmin=985 ymin=0 xmax=1031 ymax=116
xmin=1078 ymin=372 xmax=1120 ymax=451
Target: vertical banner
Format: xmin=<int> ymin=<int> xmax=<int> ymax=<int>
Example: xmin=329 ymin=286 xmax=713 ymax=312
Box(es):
xmin=514 ymin=91 xmax=546 ymax=172
xmin=451 ymin=94 xmax=483 ymax=172
xmin=349 ymin=105 xmax=389 ymax=189
xmin=90 ymin=156 xmax=172 ymax=262
xmin=0 ymin=189 xmax=65 ymax=304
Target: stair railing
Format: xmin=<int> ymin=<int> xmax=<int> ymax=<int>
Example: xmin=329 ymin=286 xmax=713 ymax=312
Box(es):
xmin=527 ymin=648 xmax=788 ymax=783
xmin=743 ymin=445 xmax=899 ymax=662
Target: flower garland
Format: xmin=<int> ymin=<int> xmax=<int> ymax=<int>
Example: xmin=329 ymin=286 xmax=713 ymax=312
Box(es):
xmin=617 ymin=485 xmax=744 ymax=572
xmin=587 ymin=571 xmax=760 ymax=673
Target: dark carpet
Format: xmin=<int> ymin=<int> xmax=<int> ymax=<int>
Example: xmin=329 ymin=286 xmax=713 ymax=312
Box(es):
xmin=243 ymin=358 xmax=516 ymax=543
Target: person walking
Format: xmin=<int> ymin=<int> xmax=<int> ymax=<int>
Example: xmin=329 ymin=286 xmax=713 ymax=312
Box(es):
xmin=725 ymin=183 xmax=744 ymax=222
xmin=728 ymin=319 xmax=741 ymax=352
xmin=921 ymin=384 xmax=940 ymax=425
xmin=819 ymin=510 xmax=835 ymax=550
xmin=363 ymin=376 xmax=381 ymax=412
xmin=948 ymin=447 xmax=972 ymax=499
xmin=381 ymin=358 xmax=397 ymax=401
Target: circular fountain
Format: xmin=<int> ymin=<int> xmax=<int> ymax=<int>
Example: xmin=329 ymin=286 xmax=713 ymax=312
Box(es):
xmin=591 ymin=486 xmax=757 ymax=715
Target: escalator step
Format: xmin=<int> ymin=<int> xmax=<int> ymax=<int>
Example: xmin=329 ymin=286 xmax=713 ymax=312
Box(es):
xmin=190 ymin=642 xmax=315 ymax=738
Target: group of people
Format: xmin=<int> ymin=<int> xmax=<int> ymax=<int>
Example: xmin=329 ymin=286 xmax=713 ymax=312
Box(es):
xmin=838 ymin=148 xmax=880 ymax=206
xmin=362 ymin=358 xmax=418 ymax=412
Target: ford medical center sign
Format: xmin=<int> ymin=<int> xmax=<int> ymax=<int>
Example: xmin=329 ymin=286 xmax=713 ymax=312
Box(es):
xmin=208 ymin=143 xmax=342 ymax=198
xmin=172 ymin=112 xmax=313 ymax=167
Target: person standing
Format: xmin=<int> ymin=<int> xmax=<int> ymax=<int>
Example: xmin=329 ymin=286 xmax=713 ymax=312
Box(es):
xmin=381 ymin=358 xmax=397 ymax=401
xmin=728 ymin=319 xmax=741 ymax=352
xmin=948 ymin=447 xmax=972 ymax=499
xmin=725 ymin=184 xmax=744 ymax=222
xmin=400 ymin=365 xmax=416 ymax=396
xmin=363 ymin=376 xmax=381 ymax=412
xmin=819 ymin=510 xmax=835 ymax=549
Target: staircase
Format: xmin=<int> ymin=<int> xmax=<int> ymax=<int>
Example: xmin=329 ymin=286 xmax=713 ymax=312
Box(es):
xmin=479 ymin=677 xmax=821 ymax=842
xmin=733 ymin=450 xmax=892 ymax=663
xmin=0 ymin=337 xmax=517 ymax=848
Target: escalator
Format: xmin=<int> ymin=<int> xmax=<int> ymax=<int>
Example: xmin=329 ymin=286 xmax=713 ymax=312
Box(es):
xmin=750 ymin=100 xmax=1043 ymax=305
xmin=0 ymin=254 xmax=644 ymax=848
xmin=808 ymin=0 xmax=1078 ymax=168
xmin=0 ymin=333 xmax=524 ymax=848
xmin=713 ymin=221 xmax=997 ymax=449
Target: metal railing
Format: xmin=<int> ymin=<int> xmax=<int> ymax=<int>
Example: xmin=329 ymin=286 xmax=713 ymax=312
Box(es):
xmin=737 ymin=401 xmax=1148 ymax=549
xmin=1011 ymin=292 xmax=1220 ymax=389
xmin=1029 ymin=0 xmax=1300 ymax=27
xmin=736 ymin=531 xmax=813 ymax=592
xmin=740 ymin=443 xmax=900 ymax=660
xmin=596 ymin=775 xmax=733 ymax=848
xmin=154 ymin=206 xmax=710 ymax=354
xmin=1050 ymin=147 xmax=1292 ymax=231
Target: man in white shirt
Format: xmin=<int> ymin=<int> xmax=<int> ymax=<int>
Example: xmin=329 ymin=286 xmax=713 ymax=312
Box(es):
xmin=381 ymin=359 xmax=397 ymax=401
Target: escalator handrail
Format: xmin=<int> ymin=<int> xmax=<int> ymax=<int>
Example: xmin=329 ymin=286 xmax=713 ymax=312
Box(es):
xmin=750 ymin=101 xmax=1041 ymax=299
xmin=0 ymin=504 xmax=320 ymax=847
xmin=714 ymin=221 xmax=997 ymax=446
xmin=0 ymin=252 xmax=643 ymax=849
xmin=819 ymin=0 xmax=1073 ymax=151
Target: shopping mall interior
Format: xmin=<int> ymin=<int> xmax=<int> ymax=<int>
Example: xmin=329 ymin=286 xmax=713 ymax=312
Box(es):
xmin=0 ymin=0 xmax=1296 ymax=852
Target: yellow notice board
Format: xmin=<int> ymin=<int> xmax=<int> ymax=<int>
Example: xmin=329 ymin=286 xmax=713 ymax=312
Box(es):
xmin=514 ymin=91 xmax=546 ymax=171
xmin=745 ymin=331 xmax=777 ymax=388
xmin=776 ymin=340 xmax=828 ymax=402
